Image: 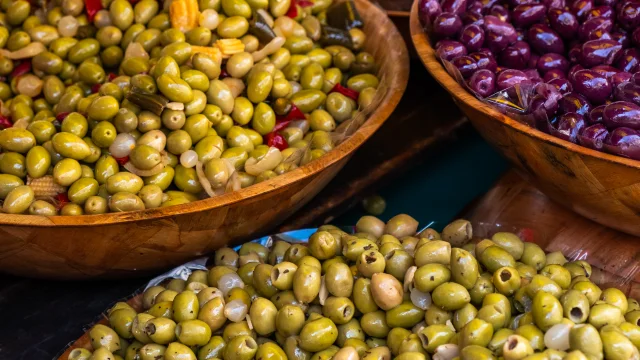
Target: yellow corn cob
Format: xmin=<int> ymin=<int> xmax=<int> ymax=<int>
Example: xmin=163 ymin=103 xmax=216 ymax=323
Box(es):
xmin=191 ymin=46 xmax=223 ymax=65
xmin=170 ymin=0 xmax=199 ymax=32
xmin=215 ymin=39 xmax=245 ymax=58
xmin=27 ymin=176 xmax=66 ymax=198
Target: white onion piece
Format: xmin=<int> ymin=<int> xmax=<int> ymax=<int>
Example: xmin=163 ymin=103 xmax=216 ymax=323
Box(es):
xmin=199 ymin=9 xmax=220 ymax=30
xmin=124 ymin=42 xmax=149 ymax=61
xmin=319 ymin=276 xmax=328 ymax=306
xmin=218 ymin=272 xmax=244 ymax=296
xmin=244 ymin=147 xmax=283 ymax=176
xmin=180 ymin=150 xmax=199 ymax=168
xmin=224 ymin=299 xmax=248 ymax=322
xmin=12 ymin=119 xmax=29 ymax=129
xmin=412 ymin=321 xmax=426 ymax=336
xmin=246 ymin=314 xmax=253 ymax=329
xmin=288 ymin=119 xmax=310 ymax=133
xmin=196 ymin=161 xmax=217 ymax=198
xmin=290 ymin=81 xmax=302 ymax=95
xmin=256 ymin=9 xmax=274 ymax=27
xmin=239 ymin=252 xmax=261 ymax=266
xmin=222 ymin=78 xmax=245 ymax=99
xmin=410 ymin=287 xmax=431 ymax=310
xmin=58 ymin=16 xmax=79 ymax=37
xmin=544 ymin=323 xmax=571 ymax=351
xmin=93 ymin=9 xmax=112 ymax=28
xmin=0 ymin=42 xmax=46 ymax=60
xmin=433 ymin=344 xmax=460 ymax=360
xmin=252 ymin=36 xmax=286 ymax=62
xmin=167 ymin=102 xmax=184 ymax=111
xmin=137 ymin=130 xmax=167 ymax=152
xmin=124 ymin=161 xmax=164 ymax=177
xmin=16 ymin=74 xmax=43 ymax=98
xmin=110 ymin=133 xmax=136 ymax=158
xmin=404 ymin=266 xmax=417 ymax=293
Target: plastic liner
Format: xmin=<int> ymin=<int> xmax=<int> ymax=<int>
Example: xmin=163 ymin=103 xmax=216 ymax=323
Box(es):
xmin=55 ymin=220 xmax=639 ymax=359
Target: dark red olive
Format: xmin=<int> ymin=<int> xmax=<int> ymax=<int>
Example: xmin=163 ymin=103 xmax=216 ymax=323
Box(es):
xmin=633 ymin=72 xmax=640 ymax=85
xmin=459 ymin=24 xmax=485 ymax=52
xmin=572 ymin=70 xmax=611 ymax=104
xmin=489 ymin=5 xmax=511 ymax=22
xmin=632 ymin=27 xmax=640 ymax=47
xmin=547 ymin=9 xmax=579 ymax=39
xmin=512 ymin=4 xmax=547 ymax=27
xmin=495 ymin=66 xmax=507 ymax=74
xmin=578 ymin=17 xmax=613 ymax=41
xmin=537 ymin=53 xmax=570 ymax=74
xmin=499 ymin=41 xmax=531 ymax=69
xmin=606 ymin=127 xmax=639 ymax=144
xmin=559 ymin=92 xmax=592 ymax=115
xmin=461 ymin=11 xmax=485 ymax=25
xmin=435 ymin=40 xmax=468 ymax=61
xmin=570 ymin=0 xmax=594 ymax=20
xmin=616 ymin=48 xmax=640 ymax=73
xmin=589 ymin=104 xmax=607 ymax=123
xmin=585 ymin=5 xmax=615 ymax=20
xmin=595 ymin=0 xmax=615 ymax=7
xmin=485 ymin=32 xmax=512 ymax=53
xmin=613 ymin=82 xmax=640 ymax=105
xmin=528 ymin=24 xmax=565 ymax=54
xmin=433 ymin=12 xmax=464 ymax=37
xmin=483 ymin=15 xmax=518 ymax=42
xmin=568 ymin=44 xmax=582 ymax=63
xmin=603 ymin=101 xmax=640 ymax=129
xmin=496 ymin=69 xmax=532 ymax=90
xmin=418 ymin=0 xmax=442 ymax=25
xmin=470 ymin=52 xmax=498 ymax=72
xmin=541 ymin=0 xmax=565 ymax=10
xmin=452 ymin=56 xmax=479 ymax=78
xmin=468 ymin=1 xmax=484 ymax=15
xmin=611 ymin=72 xmax=633 ymax=87
xmin=544 ymin=69 xmax=566 ymax=81
xmin=578 ymin=123 xmax=609 ymax=150
xmin=592 ymin=65 xmax=621 ymax=79
xmin=528 ymin=53 xmax=540 ymax=69
xmin=441 ymin=0 xmax=468 ymax=14
xmin=480 ymin=0 xmax=499 ymax=13
xmin=468 ymin=69 xmax=497 ymax=96
xmin=617 ymin=0 xmax=640 ymax=31
xmin=548 ymin=78 xmax=574 ymax=94
xmin=568 ymin=64 xmax=586 ymax=82
xmin=550 ymin=112 xmax=586 ymax=143
xmin=603 ymin=127 xmax=640 ymax=160
xmin=508 ymin=0 xmax=537 ymax=6
xmin=610 ymin=32 xmax=631 ymax=48
xmin=580 ymin=39 xmax=623 ymax=67
xmin=525 ymin=68 xmax=542 ymax=81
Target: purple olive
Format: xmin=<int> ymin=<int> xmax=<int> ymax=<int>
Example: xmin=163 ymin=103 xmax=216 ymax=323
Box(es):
xmin=610 ymin=32 xmax=631 ymax=48
xmin=580 ymin=39 xmax=623 ymax=67
xmin=496 ymin=69 xmax=532 ymax=90
xmin=468 ymin=69 xmax=497 ymax=96
xmin=480 ymin=0 xmax=499 ymax=13
xmin=461 ymin=11 xmax=485 ymax=25
xmin=516 ymin=28 xmax=527 ymax=41
xmin=592 ymin=64 xmax=621 ymax=79
xmin=459 ymin=24 xmax=485 ymax=52
xmin=589 ymin=104 xmax=607 ymax=123
xmin=544 ymin=69 xmax=567 ymax=81
xmin=578 ymin=17 xmax=613 ymax=41
xmin=568 ymin=64 xmax=586 ymax=82
xmin=547 ymin=9 xmax=579 ymax=39
xmin=603 ymin=101 xmax=640 ymax=128
xmin=489 ymin=5 xmax=511 ymax=22
xmin=617 ymin=0 xmax=640 ymax=30
xmin=634 ymin=72 xmax=640 ymax=85
xmin=633 ymin=28 xmax=640 ymax=47
xmin=528 ymin=53 xmax=540 ymax=69
xmin=611 ymin=72 xmax=633 ymax=87
xmin=613 ymin=82 xmax=640 ymax=105
xmin=495 ymin=66 xmax=507 ymax=74
xmin=467 ymin=1 xmax=484 ymax=15
xmin=559 ymin=92 xmax=592 ymax=115
xmin=536 ymin=81 xmax=563 ymax=102
xmin=528 ymin=24 xmax=565 ymax=54
xmin=499 ymin=41 xmax=531 ymax=69
xmin=585 ymin=5 xmax=615 ymax=20
xmin=525 ymin=68 xmax=542 ymax=80
xmin=571 ymin=0 xmax=594 ymax=20
xmin=485 ymin=32 xmax=513 ymax=53
xmin=571 ymin=69 xmax=612 ymax=104
xmin=512 ymin=4 xmax=547 ymax=28
xmin=537 ymin=53 xmax=570 ymax=74
xmin=441 ymin=0 xmax=468 ymax=15
xmin=470 ymin=52 xmax=498 ymax=72
xmin=568 ymin=44 xmax=582 ymax=63
xmin=419 ymin=0 xmax=442 ymax=25
xmin=550 ymin=112 xmax=586 ymax=143
xmin=606 ymin=127 xmax=639 ymax=144
xmin=435 ymin=40 xmax=468 ymax=61
xmin=616 ymin=48 xmax=640 ymax=73
xmin=548 ymin=78 xmax=574 ymax=94
xmin=541 ymin=0 xmax=566 ymax=10
xmin=603 ymin=127 xmax=640 ymax=160
xmin=595 ymin=0 xmax=615 ymax=7
xmin=483 ymin=15 xmax=518 ymax=41
xmin=452 ymin=56 xmax=479 ymax=78
xmin=433 ymin=12 xmax=464 ymax=38
xmin=578 ymin=123 xmax=609 ymax=149
xmin=509 ymin=0 xmax=537 ymax=6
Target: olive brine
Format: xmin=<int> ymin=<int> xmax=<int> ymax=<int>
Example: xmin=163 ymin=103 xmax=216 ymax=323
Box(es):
xmin=70 ymin=215 xmax=640 ymax=360
xmin=0 ymin=0 xmax=380 ymax=215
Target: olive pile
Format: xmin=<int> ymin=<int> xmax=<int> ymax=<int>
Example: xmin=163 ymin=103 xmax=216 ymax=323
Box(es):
xmin=68 ymin=215 xmax=640 ymax=360
xmin=0 ymin=0 xmax=381 ymax=215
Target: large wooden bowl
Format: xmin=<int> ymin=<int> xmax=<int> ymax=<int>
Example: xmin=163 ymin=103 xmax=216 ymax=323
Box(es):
xmin=0 ymin=1 xmax=409 ymax=280
xmin=409 ymin=1 xmax=640 ymax=238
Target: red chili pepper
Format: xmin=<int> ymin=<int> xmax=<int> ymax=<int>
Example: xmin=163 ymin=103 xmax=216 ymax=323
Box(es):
xmin=0 ymin=115 xmax=12 ymax=129
xmin=56 ymin=112 xmax=70 ymax=121
xmin=286 ymin=0 xmax=298 ymax=18
xmin=330 ymin=83 xmax=360 ymax=102
xmin=265 ymin=132 xmax=288 ymax=151
xmin=85 ymin=0 xmax=103 ymax=22
xmin=55 ymin=192 xmax=70 ymax=211
xmin=519 ymin=227 xmax=535 ymax=242
xmin=91 ymin=83 xmax=101 ymax=93
xmin=115 ymin=156 xmax=129 ymax=166
xmin=219 ymin=69 xmax=230 ymax=79
xmin=273 ymin=119 xmax=291 ymax=132
xmin=298 ymin=0 xmax=313 ymax=6
xmin=108 ymin=72 xmax=117 ymax=81
xmin=10 ymin=61 xmax=31 ymax=79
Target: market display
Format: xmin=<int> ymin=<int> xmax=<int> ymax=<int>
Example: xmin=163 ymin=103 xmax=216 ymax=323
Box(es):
xmin=66 ymin=215 xmax=640 ymax=360
xmin=417 ymin=0 xmax=640 ymax=160
xmin=0 ymin=0 xmax=382 ymax=215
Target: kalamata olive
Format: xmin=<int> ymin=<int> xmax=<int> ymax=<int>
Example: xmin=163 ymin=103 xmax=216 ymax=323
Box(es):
xmin=616 ymin=48 xmax=640 ymax=73
xmin=468 ymin=1 xmax=484 ymax=15
xmin=588 ymin=104 xmax=607 ymax=124
xmin=418 ymin=0 xmax=442 ymax=25
xmin=603 ymin=101 xmax=640 ymax=129
xmin=468 ymin=69 xmax=497 ymax=96
xmin=548 ymin=78 xmax=573 ymax=94
xmin=592 ymin=65 xmax=620 ymax=80
xmin=459 ymin=24 xmax=485 ymax=52
xmin=509 ymin=0 xmax=537 ymax=6
xmin=544 ymin=69 xmax=566 ymax=81
xmin=578 ymin=17 xmax=613 ymax=41
xmin=571 ymin=69 xmax=612 ymax=104
xmin=483 ymin=15 xmax=518 ymax=43
xmin=632 ymin=28 xmax=640 ymax=47
xmin=436 ymin=40 xmax=468 ymax=61
xmin=499 ymin=41 xmax=531 ymax=69
xmin=433 ymin=12 xmax=464 ymax=38
xmin=580 ymin=39 xmax=623 ymax=67
xmin=569 ymin=44 xmax=582 ymax=63
xmin=550 ymin=112 xmax=586 ymax=143
xmin=441 ymin=0 xmax=468 ymax=15
xmin=528 ymin=53 xmax=540 ymax=69
xmin=516 ymin=29 xmax=526 ymax=41
xmin=611 ymin=72 xmax=633 ymax=87
xmin=485 ymin=32 xmax=512 ymax=53
xmin=512 ymin=4 xmax=547 ymax=27
xmin=559 ymin=92 xmax=592 ymax=115
xmin=489 ymin=5 xmax=511 ymax=22
xmin=604 ymin=127 xmax=640 ymax=160
xmin=531 ymin=82 xmax=562 ymax=116
xmin=541 ymin=0 xmax=565 ymax=10
xmin=613 ymin=82 xmax=640 ymax=105
xmin=528 ymin=24 xmax=565 ymax=54
xmin=496 ymin=69 xmax=532 ymax=90
xmin=586 ymin=5 xmax=615 ymax=19
xmin=461 ymin=11 xmax=484 ymax=25
xmin=530 ymin=95 xmax=558 ymax=129
xmin=571 ymin=0 xmax=594 ymax=20
xmin=617 ymin=0 xmax=640 ymax=30
xmin=610 ymin=32 xmax=631 ymax=48
xmin=470 ymin=52 xmax=498 ymax=72
xmin=568 ymin=64 xmax=585 ymax=82
xmin=595 ymin=0 xmax=615 ymax=7
xmin=537 ymin=53 xmax=570 ymax=74
xmin=634 ymin=72 xmax=640 ymax=85
xmin=480 ymin=0 xmax=499 ymax=13
xmin=452 ymin=56 xmax=479 ymax=78
xmin=477 ymin=48 xmax=493 ymax=57
xmin=547 ymin=9 xmax=579 ymax=39
xmin=607 ymin=126 xmax=638 ymax=144
xmin=525 ymin=68 xmax=542 ymax=81
xmin=578 ymin=123 xmax=608 ymax=149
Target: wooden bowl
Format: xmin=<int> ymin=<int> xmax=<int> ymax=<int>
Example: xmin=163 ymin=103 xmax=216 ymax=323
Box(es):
xmin=409 ymin=1 xmax=640 ymax=238
xmin=0 ymin=0 xmax=409 ymax=280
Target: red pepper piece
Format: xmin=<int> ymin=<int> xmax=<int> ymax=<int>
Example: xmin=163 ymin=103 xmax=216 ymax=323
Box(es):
xmin=298 ymin=0 xmax=313 ymax=6
xmin=108 ymin=72 xmax=117 ymax=81
xmin=56 ymin=112 xmax=70 ymax=121
xmin=219 ymin=69 xmax=230 ymax=79
xmin=286 ymin=0 xmax=298 ymax=18
xmin=55 ymin=192 xmax=70 ymax=211
xmin=265 ymin=132 xmax=288 ymax=151
xmin=0 ymin=115 xmax=12 ymax=129
xmin=10 ymin=61 xmax=31 ymax=79
xmin=85 ymin=0 xmax=103 ymax=22
xmin=91 ymin=83 xmax=101 ymax=93
xmin=519 ymin=227 xmax=535 ymax=242
xmin=115 ymin=156 xmax=129 ymax=166
xmin=330 ymin=83 xmax=360 ymax=102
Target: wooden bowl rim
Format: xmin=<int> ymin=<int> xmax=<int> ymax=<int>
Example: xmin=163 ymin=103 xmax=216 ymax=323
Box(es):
xmin=1 ymin=1 xmax=409 ymax=228
xmin=408 ymin=0 xmax=640 ymax=171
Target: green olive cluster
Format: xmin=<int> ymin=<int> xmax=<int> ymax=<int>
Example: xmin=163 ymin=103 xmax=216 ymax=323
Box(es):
xmin=0 ymin=0 xmax=380 ymax=215
xmin=68 ymin=215 xmax=640 ymax=360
